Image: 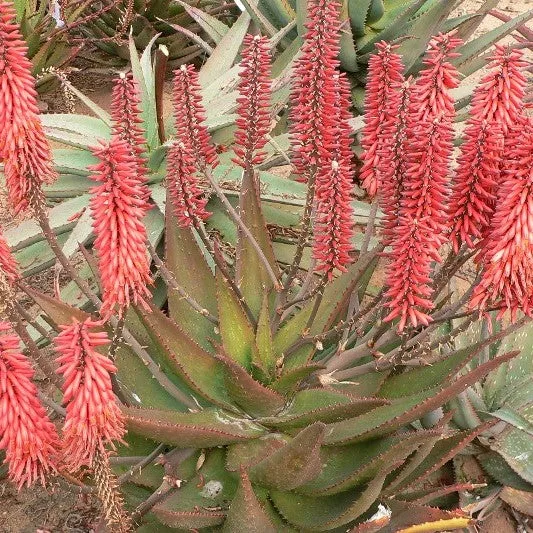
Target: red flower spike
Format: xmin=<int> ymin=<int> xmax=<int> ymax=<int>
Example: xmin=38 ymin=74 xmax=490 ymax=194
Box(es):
xmin=449 ymin=46 xmax=528 ymax=251
xmin=233 ymin=34 xmax=272 ymax=170
xmin=290 ymin=0 xmax=342 ymax=183
xmin=167 ymin=141 xmax=211 ymax=227
xmin=470 ymin=117 xmax=533 ymax=320
xmin=0 ymin=322 xmax=59 ymax=489
xmin=110 ymin=72 xmax=150 ymax=200
xmin=359 ymin=41 xmax=404 ymax=197
xmin=89 ymin=138 xmax=152 ymax=318
xmin=0 ymin=227 xmax=20 ymax=283
xmin=173 ymin=64 xmax=218 ymax=169
xmin=0 ymin=0 xmax=56 ymax=215
xmin=413 ymin=31 xmax=462 ymax=123
xmin=313 ymin=73 xmax=355 ymax=279
xmin=54 ymin=318 xmax=125 ymax=472
xmin=378 ymin=79 xmax=412 ymax=247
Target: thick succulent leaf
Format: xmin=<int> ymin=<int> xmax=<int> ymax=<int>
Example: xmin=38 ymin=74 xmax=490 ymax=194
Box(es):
xmin=272 ymin=304 xmax=313 ymax=359
xmin=214 ymin=351 xmax=286 ymax=417
xmin=453 ymin=9 xmax=533 ymax=77
xmin=301 ymin=430 xmax=439 ymax=497
xmin=123 ymin=406 xmax=265 ymax=447
xmin=42 ymin=114 xmax=109 ymax=147
xmin=136 ymin=304 xmax=235 ymax=409
xmin=260 ymin=389 xmax=390 ymax=429
xmin=255 ymin=295 xmax=276 ymax=375
xmin=52 ymin=148 xmax=95 ymax=176
xmin=340 ymin=1 xmax=359 ymax=72
xmin=175 ymin=0 xmax=229 ymax=43
xmin=236 ymin=170 xmax=280 ymax=318
xmin=325 ymin=350 xmax=519 ymax=445
xmin=222 ymin=469 xmax=277 ymax=532
xmin=378 ymin=344 xmax=484 ymax=399
xmin=15 ymin=232 xmax=68 ymax=277
xmin=5 ymin=194 xmax=90 ymax=252
xmin=217 ymin=269 xmax=259 ymax=369
xmin=390 ymin=426 xmax=490 ymax=492
xmin=499 ymin=487 xmax=533 ymax=516
xmin=348 ymin=0 xmax=373 ymax=37
xmin=199 ymin=10 xmax=251 ymax=86
xmin=477 ymin=451 xmax=533 ymax=491
xmin=380 ymin=500 xmax=472 ymax=533
xmin=454 ymin=0 xmax=499 ymax=41
xmin=490 ymin=427 xmax=533 ymax=484
xmin=326 ymin=372 xmax=389 ymax=397
xmin=270 ymin=364 xmax=325 ymax=396
xmin=249 ymin=423 xmax=326 ymax=490
xmin=490 ymin=407 xmax=533 ymax=437
xmin=398 ymin=0 xmax=457 ymax=73
xmin=226 ymin=434 xmax=289 ymax=472
xmin=271 ymin=470 xmax=390 ymax=530
xmin=165 ymin=210 xmax=218 ymax=351
xmin=60 ymin=208 xmax=93 ymax=260
xmin=153 ymin=448 xmax=235 ymax=528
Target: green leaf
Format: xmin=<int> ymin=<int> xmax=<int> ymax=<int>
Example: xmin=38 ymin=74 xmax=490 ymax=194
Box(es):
xmin=249 ymin=423 xmax=326 ymax=490
xmin=217 ymin=269 xmax=259 ymax=369
xmin=199 ymin=11 xmax=251 ymax=87
xmin=325 ymin=350 xmax=520 ymax=445
xmin=226 ymin=435 xmax=289 ymax=472
xmin=256 ymin=295 xmax=276 ymax=375
xmin=52 ymin=148 xmax=96 ymax=175
xmin=348 ymin=0 xmax=373 ymax=37
xmin=271 ymin=469 xmax=390 ymax=530
xmin=489 ymin=407 xmax=533 ymax=437
xmin=378 ymin=343 xmax=485 ymax=399
xmin=165 ymin=210 xmax=218 ymax=351
xmin=153 ymin=449 xmax=235 ymax=528
xmin=123 ymin=407 xmax=265 ymax=447
xmin=222 ymin=469 xmax=277 ymax=533
xmin=42 ymin=114 xmax=110 ymax=146
xmin=236 ymin=170 xmax=279 ymax=318
xmin=491 ymin=427 xmax=533 ymax=484
xmin=136 ymin=304 xmax=235 ymax=409
xmin=453 ymin=9 xmax=533 ymax=77
xmin=478 ymin=451 xmax=533 ymax=491
xmin=60 ymin=80 xmax=111 ymax=125
xmin=174 ymin=0 xmax=229 ymax=43
xmin=215 ymin=352 xmax=286 ymax=417
xmin=339 ymin=1 xmax=359 ymax=72
xmin=260 ymin=389 xmax=389 ymax=430
xmin=270 ymin=364 xmax=324 ymax=396
xmin=61 ymin=208 xmax=92 ymax=259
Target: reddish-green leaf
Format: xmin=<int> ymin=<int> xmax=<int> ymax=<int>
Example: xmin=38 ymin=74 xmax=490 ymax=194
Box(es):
xmin=249 ymin=423 xmax=325 ymax=490
xmin=222 ymin=469 xmax=277 ymax=532
xmin=226 ymin=435 xmax=289 ymax=472
xmin=123 ymin=407 xmax=266 ymax=447
xmin=270 ymin=364 xmax=324 ymax=396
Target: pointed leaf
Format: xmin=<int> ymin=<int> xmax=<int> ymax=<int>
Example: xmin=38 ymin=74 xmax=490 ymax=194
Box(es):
xmin=215 ymin=352 xmax=286 ymax=417
xmin=123 ymin=406 xmax=265 ymax=447
xmin=236 ymin=170 xmax=279 ymax=318
xmin=325 ymin=351 xmax=519 ymax=444
xmin=200 ymin=11 xmax=251 ymax=86
xmin=165 ymin=210 xmax=217 ymax=351
xmin=260 ymin=389 xmax=390 ymax=429
xmin=255 ymin=294 xmax=276 ymax=375
xmin=174 ymin=0 xmax=229 ymax=43
xmin=136 ymin=304 xmax=235 ymax=409
xmin=499 ymin=487 xmax=533 ymax=517
xmin=270 ymin=364 xmax=324 ymax=395
xmin=222 ymin=469 xmax=277 ymax=532
xmin=491 ymin=427 xmax=533 ymax=484
xmin=478 ymin=451 xmax=533 ymax=491
xmin=217 ymin=269 xmax=259 ymax=368
xmin=226 ymin=435 xmax=289 ymax=472
xmin=249 ymin=423 xmax=326 ymax=490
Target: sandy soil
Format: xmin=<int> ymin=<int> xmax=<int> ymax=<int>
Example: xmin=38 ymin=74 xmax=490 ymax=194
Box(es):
xmin=1 ymin=0 xmax=532 ymax=531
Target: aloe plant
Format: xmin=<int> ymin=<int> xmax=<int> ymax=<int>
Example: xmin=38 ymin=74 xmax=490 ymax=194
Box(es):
xmin=0 ymin=0 xmax=532 ymax=530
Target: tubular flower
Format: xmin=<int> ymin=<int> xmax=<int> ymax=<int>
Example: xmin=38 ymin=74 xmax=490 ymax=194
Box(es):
xmin=290 ymin=0 xmax=342 ymax=182
xmin=0 ymin=322 xmax=59 ymax=489
xmin=470 ymin=118 xmax=533 ymax=320
xmin=110 ymin=72 xmax=150 ymax=200
xmin=54 ymin=319 xmax=125 ymax=471
xmin=313 ymin=74 xmax=355 ymax=279
xmin=233 ymin=34 xmax=272 ymax=170
xmin=167 ymin=141 xmax=211 ymax=227
xmin=412 ymin=31 xmax=462 ymax=122
xmin=449 ymin=46 xmax=528 ymax=250
xmin=378 ymin=79 xmax=412 ymax=247
xmin=173 ymin=64 xmax=218 ymax=169
xmin=0 ymin=227 xmax=20 ymax=282
xmin=89 ymin=138 xmax=152 ymax=317
xmin=359 ymin=41 xmax=404 ymax=197
xmin=0 ymin=0 xmax=56 ymax=215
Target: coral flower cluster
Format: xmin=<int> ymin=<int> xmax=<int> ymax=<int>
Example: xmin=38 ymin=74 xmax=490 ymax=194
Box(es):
xmin=0 ymin=322 xmax=59 ymax=488
xmin=54 ymin=318 xmax=125 ymax=471
xmin=89 ymin=138 xmax=152 ymax=317
xmin=364 ymin=36 xmax=530 ymax=330
xmin=233 ymin=34 xmax=272 ymax=170
xmin=0 ymin=0 xmax=56 ymax=215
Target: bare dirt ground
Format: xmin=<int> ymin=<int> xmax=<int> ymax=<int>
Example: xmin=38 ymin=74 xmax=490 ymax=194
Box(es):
xmin=1 ymin=0 xmax=531 ymax=531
